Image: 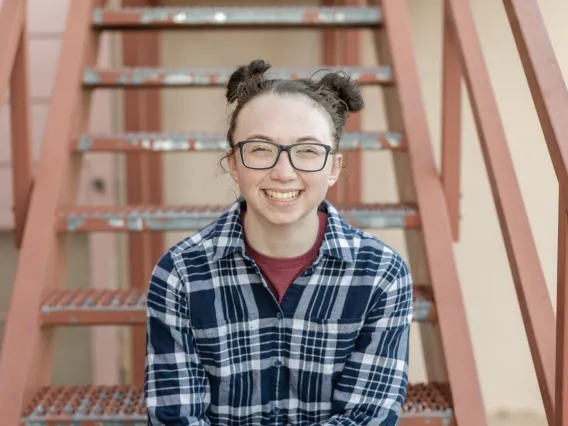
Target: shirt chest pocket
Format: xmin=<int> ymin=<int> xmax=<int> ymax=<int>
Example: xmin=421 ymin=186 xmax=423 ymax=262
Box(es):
xmin=192 ymin=319 xmax=262 ymax=382
xmin=287 ymin=318 xmax=364 ymax=375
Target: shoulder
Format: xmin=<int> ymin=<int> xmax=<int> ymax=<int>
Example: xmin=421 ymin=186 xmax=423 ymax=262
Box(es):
xmin=350 ymin=226 xmax=410 ymax=284
xmin=323 ymin=199 xmax=411 ymax=293
xmin=323 ymin=200 xmax=411 ymax=288
xmin=169 ymin=220 xmax=218 ymax=259
xmin=153 ymin=200 xmax=243 ymax=279
xmin=157 ymin=218 xmax=220 ymax=276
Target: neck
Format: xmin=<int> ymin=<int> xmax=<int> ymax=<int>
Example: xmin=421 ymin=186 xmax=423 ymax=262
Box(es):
xmin=244 ymin=209 xmax=319 ymax=258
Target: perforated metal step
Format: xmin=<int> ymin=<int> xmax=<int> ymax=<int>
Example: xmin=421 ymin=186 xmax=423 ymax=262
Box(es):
xmin=83 ymin=66 xmax=393 ymax=88
xmin=56 ymin=203 xmax=420 ymax=233
xmin=40 ymin=285 xmax=434 ymax=326
xmin=92 ymin=6 xmax=382 ymax=30
xmin=73 ymin=131 xmax=406 ymax=153
xmin=22 ymin=385 xmax=145 ymax=425
xmin=22 ymin=383 xmax=452 ymax=425
xmin=41 ymin=289 xmax=146 ymax=326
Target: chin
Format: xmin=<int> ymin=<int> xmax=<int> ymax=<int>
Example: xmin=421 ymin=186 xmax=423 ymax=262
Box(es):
xmin=262 ymin=211 xmax=304 ymax=227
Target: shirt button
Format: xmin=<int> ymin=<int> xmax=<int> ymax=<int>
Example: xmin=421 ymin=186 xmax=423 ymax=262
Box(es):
xmin=276 ymin=312 xmax=283 ymax=320
xmin=274 ymin=359 xmax=282 ymax=367
xmin=272 ymin=407 xmax=280 ymax=414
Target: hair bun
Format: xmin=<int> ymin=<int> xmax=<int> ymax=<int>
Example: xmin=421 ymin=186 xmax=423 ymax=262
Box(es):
xmin=318 ymin=73 xmax=364 ymax=113
xmin=226 ymin=59 xmax=271 ymax=104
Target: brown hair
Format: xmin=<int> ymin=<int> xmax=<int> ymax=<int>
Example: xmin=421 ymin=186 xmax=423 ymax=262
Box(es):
xmin=225 ymin=59 xmax=364 ymax=148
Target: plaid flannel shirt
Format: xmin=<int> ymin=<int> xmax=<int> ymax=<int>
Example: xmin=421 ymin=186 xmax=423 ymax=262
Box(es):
xmin=145 ymin=198 xmax=413 ymax=426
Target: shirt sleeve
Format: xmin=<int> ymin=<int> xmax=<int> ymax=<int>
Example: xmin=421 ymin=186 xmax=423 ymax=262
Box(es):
xmin=311 ymin=254 xmax=413 ymax=426
xmin=145 ymin=251 xmax=212 ymax=426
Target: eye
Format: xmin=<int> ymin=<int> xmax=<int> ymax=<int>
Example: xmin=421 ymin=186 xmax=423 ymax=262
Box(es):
xmin=294 ymin=144 xmax=324 ymax=156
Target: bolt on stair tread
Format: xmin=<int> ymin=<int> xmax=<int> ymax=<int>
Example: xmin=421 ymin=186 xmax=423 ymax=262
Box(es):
xmin=83 ymin=66 xmax=393 ymax=87
xmin=56 ymin=203 xmax=421 ymax=232
xmin=74 ymin=131 xmax=406 ymax=152
xmin=22 ymin=383 xmax=452 ymax=424
xmin=39 ymin=285 xmax=435 ymax=326
xmin=92 ymin=6 xmax=382 ymax=29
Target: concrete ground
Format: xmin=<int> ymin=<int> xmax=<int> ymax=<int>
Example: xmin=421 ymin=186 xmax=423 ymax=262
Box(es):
xmin=489 ymin=413 xmax=547 ymax=426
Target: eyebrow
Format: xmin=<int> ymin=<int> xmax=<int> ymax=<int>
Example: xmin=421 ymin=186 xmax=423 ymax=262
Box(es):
xmin=245 ymin=133 xmax=325 ymax=144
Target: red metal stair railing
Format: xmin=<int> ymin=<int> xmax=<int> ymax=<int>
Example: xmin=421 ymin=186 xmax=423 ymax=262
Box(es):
xmin=376 ymin=1 xmax=488 ymax=423
xmin=441 ymin=0 xmax=560 ymax=424
xmin=0 ymin=0 xmax=33 ymax=247
xmin=0 ymin=1 xmax=105 ymax=425
xmin=499 ymin=1 xmax=568 ymax=425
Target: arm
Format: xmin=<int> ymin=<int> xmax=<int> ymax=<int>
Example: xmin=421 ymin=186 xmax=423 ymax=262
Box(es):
xmin=313 ymin=255 xmax=413 ymax=426
xmin=145 ymin=251 xmax=212 ymax=426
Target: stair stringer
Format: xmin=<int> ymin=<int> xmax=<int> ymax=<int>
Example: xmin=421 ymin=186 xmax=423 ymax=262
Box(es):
xmin=375 ymin=0 xmax=488 ymax=424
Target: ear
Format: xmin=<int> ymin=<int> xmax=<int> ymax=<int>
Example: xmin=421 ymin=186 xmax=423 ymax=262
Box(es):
xmin=227 ymin=150 xmax=239 ymax=183
xmin=327 ymin=152 xmax=343 ymax=187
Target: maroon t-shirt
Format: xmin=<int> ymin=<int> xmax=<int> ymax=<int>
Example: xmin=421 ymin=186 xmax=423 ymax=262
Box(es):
xmin=242 ymin=211 xmax=328 ymax=303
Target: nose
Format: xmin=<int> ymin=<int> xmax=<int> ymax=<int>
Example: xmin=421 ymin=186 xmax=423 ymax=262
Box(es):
xmin=270 ymin=150 xmax=297 ymax=181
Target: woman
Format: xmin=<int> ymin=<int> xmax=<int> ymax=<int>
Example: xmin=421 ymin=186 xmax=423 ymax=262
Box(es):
xmin=145 ymin=59 xmax=413 ymax=426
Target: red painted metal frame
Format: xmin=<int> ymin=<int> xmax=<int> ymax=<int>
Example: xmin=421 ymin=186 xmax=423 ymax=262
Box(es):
xmin=377 ymin=0 xmax=488 ymax=424
xmin=440 ymin=11 xmax=462 ymax=242
xmin=444 ymin=0 xmax=556 ymax=423
xmin=499 ymin=1 xmax=568 ymax=424
xmin=0 ymin=0 xmax=32 ymax=247
xmin=122 ymin=0 xmax=164 ymax=388
xmin=342 ymin=0 xmax=363 ymax=204
xmin=322 ymin=0 xmax=363 ymax=205
xmin=558 ymin=198 xmax=568 ymax=426
xmin=0 ymin=1 xmax=104 ymax=424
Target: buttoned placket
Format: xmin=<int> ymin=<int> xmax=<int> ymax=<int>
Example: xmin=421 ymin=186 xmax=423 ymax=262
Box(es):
xmin=242 ymin=251 xmax=285 ymax=419
xmin=241 ymin=249 xmax=327 ymax=422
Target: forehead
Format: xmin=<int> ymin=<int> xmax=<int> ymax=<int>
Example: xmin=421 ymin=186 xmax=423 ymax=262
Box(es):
xmin=234 ymin=93 xmax=334 ymax=146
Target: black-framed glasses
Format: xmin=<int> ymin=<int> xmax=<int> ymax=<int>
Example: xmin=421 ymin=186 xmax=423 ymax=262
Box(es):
xmin=234 ymin=140 xmax=335 ymax=172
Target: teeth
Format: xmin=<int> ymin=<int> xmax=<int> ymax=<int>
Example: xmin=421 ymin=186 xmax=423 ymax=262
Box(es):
xmin=264 ymin=190 xmax=301 ymax=201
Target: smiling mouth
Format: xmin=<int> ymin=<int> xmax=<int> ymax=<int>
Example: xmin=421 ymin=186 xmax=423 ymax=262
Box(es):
xmin=262 ymin=189 xmax=303 ymax=202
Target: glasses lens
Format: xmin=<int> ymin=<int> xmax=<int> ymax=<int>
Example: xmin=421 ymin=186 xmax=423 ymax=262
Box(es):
xmin=290 ymin=143 xmax=328 ymax=171
xmin=241 ymin=141 xmax=329 ymax=171
xmin=241 ymin=141 xmax=279 ymax=169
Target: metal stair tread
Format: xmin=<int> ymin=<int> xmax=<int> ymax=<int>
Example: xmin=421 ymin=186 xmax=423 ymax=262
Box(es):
xmin=56 ymin=203 xmax=421 ymax=232
xmin=83 ymin=65 xmax=393 ymax=87
xmin=22 ymin=383 xmax=452 ymax=424
xmin=39 ymin=285 xmax=435 ymax=325
xmin=40 ymin=289 xmax=146 ymax=326
xmin=74 ymin=131 xmax=406 ymax=152
xmin=92 ymin=6 xmax=382 ymax=29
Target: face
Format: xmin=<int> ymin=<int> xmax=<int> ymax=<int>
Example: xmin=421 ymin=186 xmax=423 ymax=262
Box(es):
xmin=227 ymin=93 xmax=343 ymax=228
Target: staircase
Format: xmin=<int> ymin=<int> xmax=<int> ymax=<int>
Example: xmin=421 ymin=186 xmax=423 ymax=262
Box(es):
xmin=0 ymin=0 xmax=488 ymax=425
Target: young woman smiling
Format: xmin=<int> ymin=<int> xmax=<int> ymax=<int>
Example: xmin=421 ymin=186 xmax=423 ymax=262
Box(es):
xmin=145 ymin=59 xmax=413 ymax=426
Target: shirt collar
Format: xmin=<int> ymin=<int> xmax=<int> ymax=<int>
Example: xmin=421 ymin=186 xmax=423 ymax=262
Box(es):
xmin=211 ymin=197 xmax=355 ymax=263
